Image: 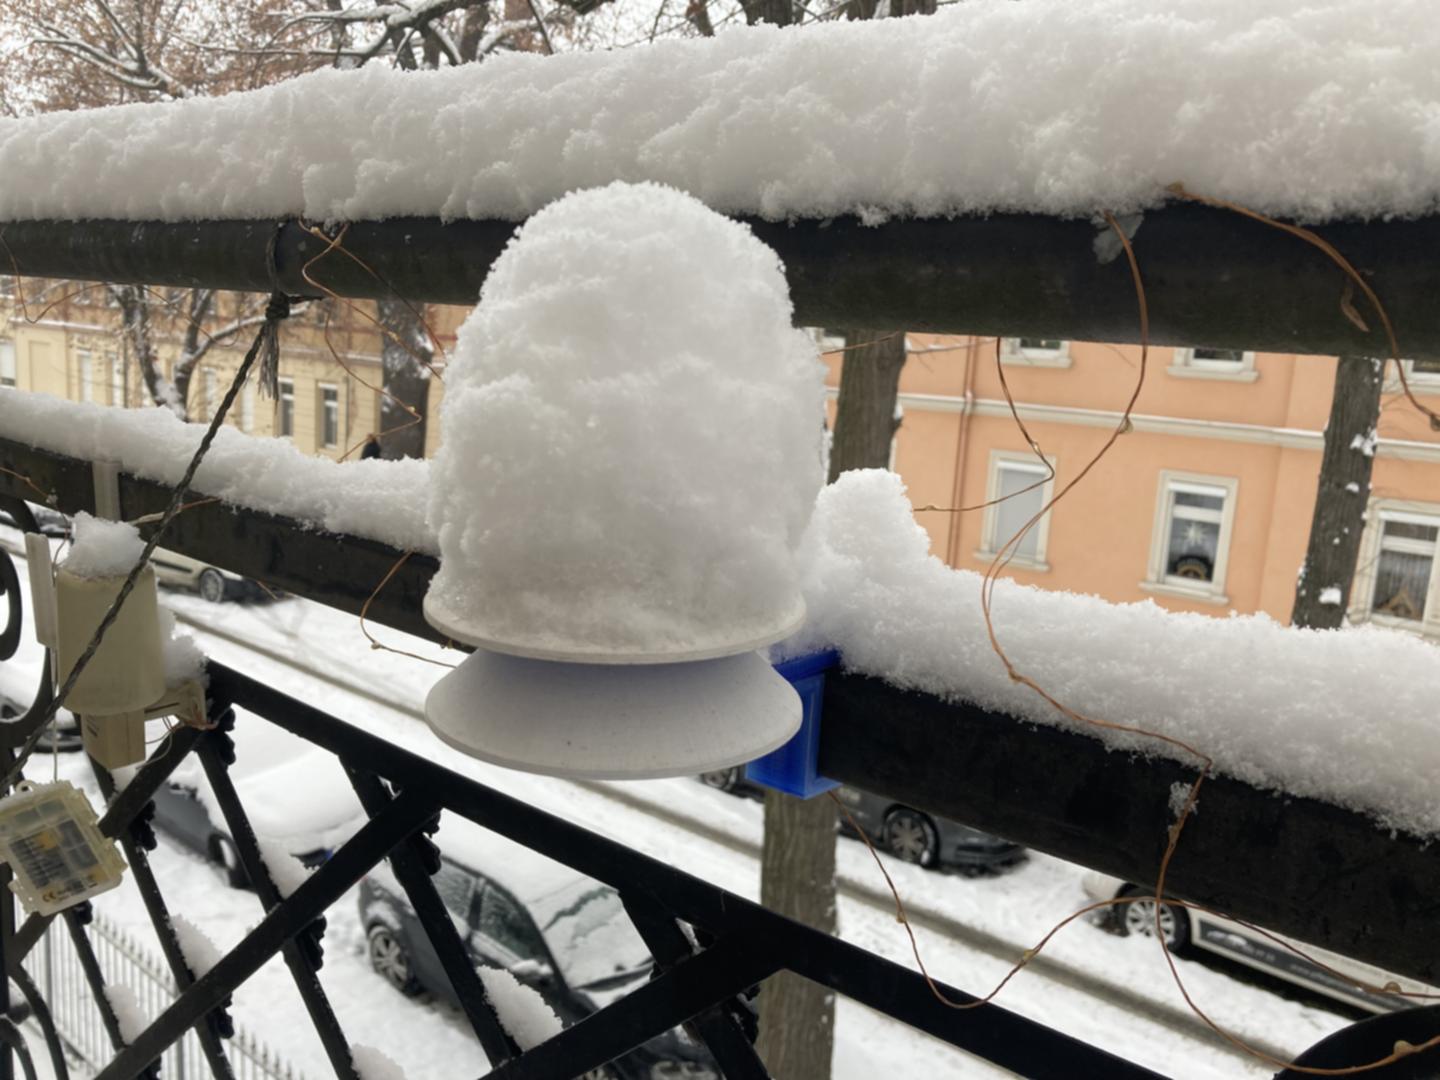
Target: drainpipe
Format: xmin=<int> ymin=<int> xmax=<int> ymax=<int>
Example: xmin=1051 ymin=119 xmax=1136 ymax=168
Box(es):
xmin=944 ymin=335 xmax=980 ymax=568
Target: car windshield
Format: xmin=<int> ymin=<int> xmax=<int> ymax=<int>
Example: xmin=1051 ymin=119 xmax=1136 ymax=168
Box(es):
xmin=533 ymin=882 xmax=651 ymax=989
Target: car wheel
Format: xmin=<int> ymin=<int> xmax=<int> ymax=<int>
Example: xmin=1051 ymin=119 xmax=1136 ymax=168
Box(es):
xmin=700 ymin=767 xmax=742 ymax=793
xmin=367 ymin=924 xmax=422 ymax=996
xmin=209 ymin=835 xmax=249 ymax=889
xmin=198 ymin=568 xmax=226 ymax=603
xmin=1118 ymin=888 xmax=1191 ymax=951
xmin=883 ymin=808 xmax=939 ymax=868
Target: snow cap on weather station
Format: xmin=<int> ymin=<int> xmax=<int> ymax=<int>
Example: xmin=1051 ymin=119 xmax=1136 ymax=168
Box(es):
xmin=423 ymin=180 xmax=827 ymax=780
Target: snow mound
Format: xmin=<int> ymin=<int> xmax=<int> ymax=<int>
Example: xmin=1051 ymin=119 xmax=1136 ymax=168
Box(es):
xmin=257 ymin=837 xmax=313 ymax=899
xmin=171 ymin=912 xmax=223 ymax=978
xmin=475 ymin=966 xmax=562 ymax=1050
xmin=784 ymin=469 xmax=1440 ymax=838
xmin=103 ymin=984 xmax=148 ymax=1044
xmin=61 ymin=513 xmax=145 ymax=579
xmin=2 ymin=0 xmax=1439 ymax=224
xmin=351 ymin=1045 xmax=407 ymax=1080
xmin=426 ymin=182 xmax=824 ymax=658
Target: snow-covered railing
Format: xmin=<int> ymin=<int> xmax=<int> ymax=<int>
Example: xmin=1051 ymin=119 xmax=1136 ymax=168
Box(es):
xmin=2 ymin=434 xmax=1437 ymax=998
xmin=5 ymin=205 xmax=1440 ymax=359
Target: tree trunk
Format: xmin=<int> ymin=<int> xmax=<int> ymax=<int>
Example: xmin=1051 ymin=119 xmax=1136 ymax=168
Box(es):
xmin=826 ymin=329 xmax=906 ymax=483
xmin=115 ymin=285 xmax=183 ymax=417
xmin=1291 ymin=355 xmax=1384 ymax=628
xmin=375 ymin=298 xmax=434 ymax=459
xmin=755 ymin=328 xmax=906 ymax=1080
xmin=755 ymin=789 xmax=837 ymax=1078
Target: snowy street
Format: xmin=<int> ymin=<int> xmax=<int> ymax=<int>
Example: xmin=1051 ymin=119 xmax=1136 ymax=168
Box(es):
xmin=0 ymin=531 xmax=1353 ymax=1077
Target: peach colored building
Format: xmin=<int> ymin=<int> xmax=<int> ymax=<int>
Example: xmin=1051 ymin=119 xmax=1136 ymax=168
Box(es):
xmin=825 ymin=336 xmax=1440 ymax=639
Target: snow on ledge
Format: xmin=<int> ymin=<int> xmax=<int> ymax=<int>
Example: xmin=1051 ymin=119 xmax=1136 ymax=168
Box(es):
xmin=782 ymin=471 xmax=1440 ymax=840
xmin=2 ymin=0 xmax=1439 ymax=225
xmin=0 ymin=389 xmax=433 ymax=553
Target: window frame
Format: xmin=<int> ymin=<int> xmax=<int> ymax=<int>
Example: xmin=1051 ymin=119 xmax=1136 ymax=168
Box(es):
xmin=1168 ymin=347 xmax=1259 ymax=382
xmin=276 ymin=377 xmax=295 ymax=438
xmin=1350 ymin=499 xmax=1440 ymax=635
xmin=999 ymin=338 xmax=1072 ymax=369
xmin=1388 ymin=358 xmax=1440 ymax=395
xmin=319 ymin=382 xmax=341 ymax=449
xmin=977 ymin=450 xmax=1056 ymax=571
xmin=77 ymin=348 xmax=96 ymax=403
xmin=1142 ymin=470 xmax=1239 ymax=604
xmin=108 ymin=353 xmax=123 ymax=407
xmin=0 ymin=339 xmax=15 ymax=388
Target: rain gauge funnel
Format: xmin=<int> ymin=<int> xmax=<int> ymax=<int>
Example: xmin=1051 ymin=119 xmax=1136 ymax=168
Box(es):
xmin=421 ymin=182 xmax=824 ymax=780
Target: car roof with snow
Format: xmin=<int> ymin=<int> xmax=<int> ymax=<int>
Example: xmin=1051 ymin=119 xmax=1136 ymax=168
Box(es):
xmin=431 ymin=811 xmax=587 ymax=907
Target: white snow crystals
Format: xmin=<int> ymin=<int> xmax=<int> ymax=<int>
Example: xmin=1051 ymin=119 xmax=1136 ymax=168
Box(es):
xmin=426 ymin=181 xmax=824 ymax=659
xmin=61 ymin=513 xmax=146 ymax=580
xmin=2 ymin=0 xmax=1439 ymax=225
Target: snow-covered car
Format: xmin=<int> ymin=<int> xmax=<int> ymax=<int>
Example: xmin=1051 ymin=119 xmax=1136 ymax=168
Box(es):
xmin=151 ymin=547 xmax=274 ymax=603
xmin=699 ymin=771 xmax=1023 ymax=871
xmin=1082 ymin=870 xmax=1436 ymax=1014
xmin=0 ymin=503 xmax=70 ymax=539
xmin=151 ymin=716 xmax=364 ymax=888
xmin=358 ymin=814 xmax=721 ymax=1080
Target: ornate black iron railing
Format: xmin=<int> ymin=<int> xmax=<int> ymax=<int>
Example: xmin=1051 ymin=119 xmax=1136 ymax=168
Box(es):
xmin=0 ymin=502 xmax=1168 ymax=1078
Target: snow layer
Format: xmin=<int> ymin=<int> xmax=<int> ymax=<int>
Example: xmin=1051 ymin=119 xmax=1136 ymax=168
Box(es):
xmin=426 ymin=182 xmax=824 ymax=657
xmin=783 ymin=470 xmax=1440 ymax=838
xmin=257 ymin=837 xmax=314 ymax=899
xmin=61 ymin=513 xmax=145 ymax=579
xmin=351 ymin=1045 xmax=407 ymax=1080
xmin=102 ymin=984 xmax=148 ymax=1044
xmin=475 ymin=967 xmax=562 ymax=1050
xmin=3 ymin=0 xmax=1439 ymax=225
xmin=171 ymin=912 xmax=223 ymax=978
xmin=0 ymin=390 xmax=431 ymax=552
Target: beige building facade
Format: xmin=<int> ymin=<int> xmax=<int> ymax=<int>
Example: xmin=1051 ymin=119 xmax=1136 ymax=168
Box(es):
xmin=827 ymin=336 xmax=1440 ymax=639
xmin=6 ymin=280 xmax=1440 ymax=642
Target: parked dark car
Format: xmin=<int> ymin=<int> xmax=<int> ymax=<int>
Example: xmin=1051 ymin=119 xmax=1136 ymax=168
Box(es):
xmin=699 ymin=770 xmax=1022 ymax=871
xmin=0 ymin=694 xmax=82 ymax=753
xmin=358 ymin=814 xmax=719 ymax=1079
xmin=0 ymin=503 xmax=70 ymax=539
xmin=151 ymin=547 xmax=277 ymax=603
xmin=151 ymin=720 xmax=362 ymax=887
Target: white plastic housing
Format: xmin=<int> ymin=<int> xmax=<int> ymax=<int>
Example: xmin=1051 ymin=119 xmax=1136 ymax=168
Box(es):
xmin=54 ymin=565 xmax=165 ymax=715
xmin=424 ymin=649 xmax=802 ymax=780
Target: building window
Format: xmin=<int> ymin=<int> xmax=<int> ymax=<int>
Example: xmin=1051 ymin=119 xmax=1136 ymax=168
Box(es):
xmin=1144 ymin=471 xmax=1239 ymax=602
xmin=109 ymin=355 xmax=123 ymax=407
xmin=978 ymin=453 xmax=1055 ymax=569
xmin=1365 ymin=512 xmax=1438 ymax=624
xmin=0 ymin=340 xmax=15 ymax=387
xmin=277 ymin=378 xmax=295 ymax=437
xmin=1000 ymin=338 xmax=1071 ymax=369
xmin=1169 ymin=346 xmax=1258 ymax=382
xmin=319 ymin=384 xmax=340 ymax=448
xmin=77 ymin=349 xmax=95 ymax=403
xmin=1398 ymin=357 xmax=1440 ymax=391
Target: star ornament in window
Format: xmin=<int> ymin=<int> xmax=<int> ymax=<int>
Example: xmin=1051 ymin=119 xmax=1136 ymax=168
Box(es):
xmin=1181 ymin=521 xmax=1210 ymax=548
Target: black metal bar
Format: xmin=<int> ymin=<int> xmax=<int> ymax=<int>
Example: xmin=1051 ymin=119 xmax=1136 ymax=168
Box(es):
xmin=343 ymin=767 xmax=517 ymax=1065
xmin=195 ymin=724 xmax=360 ymax=1080
xmin=8 ymin=968 xmax=67 ymax=1080
xmin=62 ymin=908 xmax=160 ymax=1078
xmin=93 ymin=789 xmax=433 ymax=1080
xmin=88 ymin=760 xmax=236 ymax=1080
xmin=482 ymin=938 xmax=780 ymax=1080
xmin=4 ymin=917 xmax=50 ymax=979
xmin=0 ymin=437 xmax=441 ymax=646
xmin=95 ymin=726 xmax=204 ymax=839
xmin=2 ymin=206 xmax=1439 ymax=357
xmin=817 ymin=672 xmax=1440 ymax=987
xmin=620 ymin=894 xmax=770 ymax=1080
xmin=205 ymin=663 xmax=1174 ymax=1078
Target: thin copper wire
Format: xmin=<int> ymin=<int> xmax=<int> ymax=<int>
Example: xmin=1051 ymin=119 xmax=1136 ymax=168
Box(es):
xmin=358 ymin=549 xmax=456 ymax=669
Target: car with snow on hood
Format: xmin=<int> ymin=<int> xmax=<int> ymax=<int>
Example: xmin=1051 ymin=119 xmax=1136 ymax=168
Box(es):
xmin=358 ymin=813 xmax=722 ymax=1079
xmin=149 ymin=713 xmax=364 ymax=887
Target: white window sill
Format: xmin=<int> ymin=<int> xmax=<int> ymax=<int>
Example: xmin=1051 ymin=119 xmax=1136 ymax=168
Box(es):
xmin=1001 ymin=354 xmax=1072 ymax=370
xmin=1139 ymin=580 xmax=1230 ymax=606
xmin=976 ymin=550 xmax=1050 ymax=572
xmin=1351 ymin=611 xmax=1436 ymax=636
xmin=1383 ymin=376 xmax=1440 ymax=396
xmin=1165 ymin=365 xmax=1259 ymax=383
